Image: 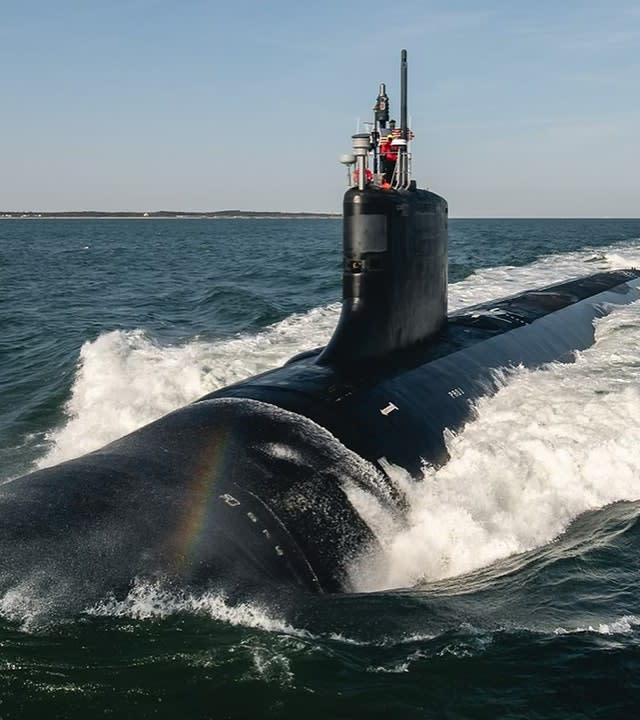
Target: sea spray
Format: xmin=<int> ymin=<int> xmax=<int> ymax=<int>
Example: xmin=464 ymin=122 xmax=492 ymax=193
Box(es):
xmin=38 ymin=304 xmax=341 ymax=467
xmin=350 ymin=303 xmax=640 ymax=591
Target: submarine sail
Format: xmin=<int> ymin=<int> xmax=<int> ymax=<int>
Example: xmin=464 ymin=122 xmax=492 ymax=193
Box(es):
xmin=321 ymin=48 xmax=448 ymax=365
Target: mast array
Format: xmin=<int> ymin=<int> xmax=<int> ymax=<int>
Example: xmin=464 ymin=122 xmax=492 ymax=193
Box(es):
xmin=339 ymin=49 xmax=413 ymax=191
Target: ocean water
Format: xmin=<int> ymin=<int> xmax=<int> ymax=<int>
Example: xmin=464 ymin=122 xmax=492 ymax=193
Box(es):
xmin=1 ymin=216 xmax=640 ymax=718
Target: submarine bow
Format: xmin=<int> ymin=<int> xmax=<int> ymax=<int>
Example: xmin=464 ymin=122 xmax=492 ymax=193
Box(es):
xmin=2 ymin=51 xmax=640 ymax=602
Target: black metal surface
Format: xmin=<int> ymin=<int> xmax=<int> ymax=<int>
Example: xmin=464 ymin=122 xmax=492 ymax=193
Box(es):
xmin=319 ymin=186 xmax=448 ymax=365
xmin=400 ymin=49 xmax=408 ymax=141
xmin=374 ymin=83 xmax=389 ymax=128
xmin=209 ymin=269 xmax=640 ymax=478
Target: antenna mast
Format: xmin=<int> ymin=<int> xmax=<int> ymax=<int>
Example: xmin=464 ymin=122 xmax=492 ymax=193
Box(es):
xmin=397 ymin=48 xmax=410 ymax=188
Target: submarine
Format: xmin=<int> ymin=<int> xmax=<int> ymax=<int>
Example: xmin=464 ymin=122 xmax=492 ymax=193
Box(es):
xmin=2 ymin=51 xmax=640 ymax=604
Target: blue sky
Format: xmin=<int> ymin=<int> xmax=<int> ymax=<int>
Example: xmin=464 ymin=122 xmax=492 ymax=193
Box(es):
xmin=1 ymin=0 xmax=638 ymax=216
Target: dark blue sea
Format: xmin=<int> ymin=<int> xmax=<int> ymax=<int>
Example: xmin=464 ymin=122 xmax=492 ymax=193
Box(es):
xmin=2 ymin=217 xmax=640 ymax=718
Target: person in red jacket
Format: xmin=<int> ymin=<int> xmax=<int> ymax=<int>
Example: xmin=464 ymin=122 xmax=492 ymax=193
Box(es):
xmin=380 ymin=134 xmax=398 ymax=186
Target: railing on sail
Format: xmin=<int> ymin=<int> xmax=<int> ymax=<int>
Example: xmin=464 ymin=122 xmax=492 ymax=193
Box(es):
xmin=393 ymin=48 xmax=411 ymax=190
xmin=339 ymin=49 xmax=414 ymax=191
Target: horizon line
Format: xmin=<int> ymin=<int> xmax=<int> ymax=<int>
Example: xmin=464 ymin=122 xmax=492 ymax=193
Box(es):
xmin=1 ymin=211 xmax=639 ymax=221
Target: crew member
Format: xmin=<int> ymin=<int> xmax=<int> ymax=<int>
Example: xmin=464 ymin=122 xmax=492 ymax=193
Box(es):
xmin=380 ymin=134 xmax=399 ymax=186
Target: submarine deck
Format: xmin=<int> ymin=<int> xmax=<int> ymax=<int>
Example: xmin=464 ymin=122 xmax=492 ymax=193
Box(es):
xmin=200 ymin=269 xmax=640 ymax=476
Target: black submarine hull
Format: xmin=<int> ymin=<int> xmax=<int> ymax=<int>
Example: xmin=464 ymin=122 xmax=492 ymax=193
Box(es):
xmin=225 ymin=266 xmax=640 ymax=478
xmin=2 ymin=265 xmax=639 ymax=601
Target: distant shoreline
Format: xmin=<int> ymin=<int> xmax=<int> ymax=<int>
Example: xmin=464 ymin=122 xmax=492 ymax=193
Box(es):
xmin=0 ymin=210 xmax=340 ymax=220
xmin=2 ymin=212 xmax=637 ymax=221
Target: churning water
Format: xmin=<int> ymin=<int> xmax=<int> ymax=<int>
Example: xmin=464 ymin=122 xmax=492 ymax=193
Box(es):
xmin=2 ymin=217 xmax=640 ymax=718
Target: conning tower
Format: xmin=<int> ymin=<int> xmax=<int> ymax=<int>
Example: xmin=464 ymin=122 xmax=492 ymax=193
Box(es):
xmin=320 ymin=50 xmax=448 ymax=366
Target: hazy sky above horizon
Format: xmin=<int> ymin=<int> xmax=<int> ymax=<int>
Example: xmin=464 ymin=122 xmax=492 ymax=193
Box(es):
xmin=2 ymin=0 xmax=638 ymax=217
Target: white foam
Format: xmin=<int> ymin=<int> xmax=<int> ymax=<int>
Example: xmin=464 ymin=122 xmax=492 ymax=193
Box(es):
xmin=0 ymin=582 xmax=51 ymax=630
xmin=350 ymin=300 xmax=640 ymax=591
xmin=248 ymin=646 xmax=294 ymax=686
xmin=448 ymin=237 xmax=640 ymax=311
xmin=554 ymin=615 xmax=640 ymax=636
xmin=368 ymin=661 xmax=411 ymax=673
xmin=0 ymin=574 xmax=311 ymax=636
xmin=86 ymin=578 xmax=308 ymax=636
xmin=38 ymin=304 xmax=340 ymax=467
